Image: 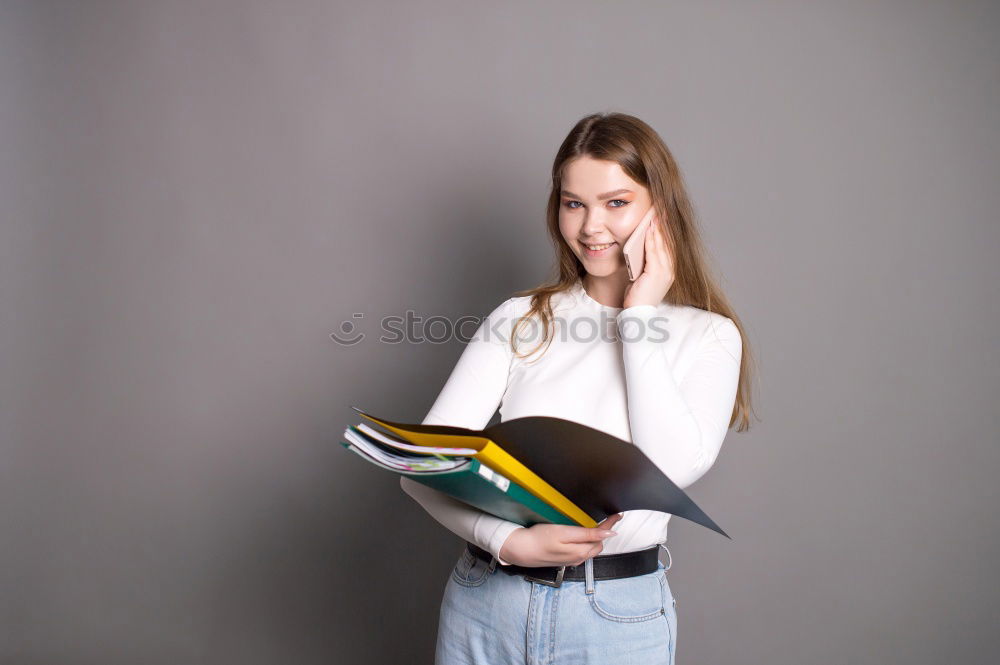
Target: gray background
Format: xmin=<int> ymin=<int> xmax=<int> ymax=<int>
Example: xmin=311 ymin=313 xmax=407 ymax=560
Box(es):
xmin=2 ymin=1 xmax=997 ymax=663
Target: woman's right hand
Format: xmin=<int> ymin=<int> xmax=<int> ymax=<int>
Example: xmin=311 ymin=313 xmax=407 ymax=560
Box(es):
xmin=498 ymin=513 xmax=624 ymax=567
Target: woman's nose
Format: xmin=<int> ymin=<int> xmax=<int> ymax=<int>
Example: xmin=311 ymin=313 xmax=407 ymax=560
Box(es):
xmin=581 ymin=211 xmax=609 ymax=236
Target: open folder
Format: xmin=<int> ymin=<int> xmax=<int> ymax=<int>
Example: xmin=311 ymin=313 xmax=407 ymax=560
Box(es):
xmin=342 ymin=406 xmax=729 ymax=539
xmin=342 ymin=423 xmax=577 ymax=527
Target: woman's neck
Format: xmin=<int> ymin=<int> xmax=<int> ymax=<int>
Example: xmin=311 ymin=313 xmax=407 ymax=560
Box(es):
xmin=582 ymin=273 xmax=629 ymax=309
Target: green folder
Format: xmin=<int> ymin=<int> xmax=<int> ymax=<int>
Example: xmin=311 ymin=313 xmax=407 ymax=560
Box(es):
xmin=340 ymin=433 xmax=575 ymax=527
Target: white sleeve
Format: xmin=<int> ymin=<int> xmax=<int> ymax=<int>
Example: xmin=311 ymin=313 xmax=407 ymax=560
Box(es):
xmin=399 ymin=297 xmax=523 ymax=565
xmin=616 ymin=305 xmax=743 ymax=489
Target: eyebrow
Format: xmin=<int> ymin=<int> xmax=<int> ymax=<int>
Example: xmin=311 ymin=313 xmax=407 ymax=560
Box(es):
xmin=561 ymin=188 xmax=634 ymax=201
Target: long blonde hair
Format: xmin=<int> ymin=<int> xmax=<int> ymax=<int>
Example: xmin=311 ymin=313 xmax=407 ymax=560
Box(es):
xmin=510 ymin=111 xmax=758 ymax=432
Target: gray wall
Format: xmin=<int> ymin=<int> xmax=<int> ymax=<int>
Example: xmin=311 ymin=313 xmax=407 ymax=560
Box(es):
xmin=2 ymin=1 xmax=997 ymax=663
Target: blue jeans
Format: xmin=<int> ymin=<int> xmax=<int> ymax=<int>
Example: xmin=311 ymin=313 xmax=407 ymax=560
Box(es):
xmin=435 ymin=545 xmax=677 ymax=664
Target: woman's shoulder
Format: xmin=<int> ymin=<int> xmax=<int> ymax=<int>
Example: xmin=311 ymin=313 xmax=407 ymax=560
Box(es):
xmin=476 ymin=294 xmax=533 ymax=336
xmin=669 ymin=303 xmax=740 ymax=343
xmin=478 ymin=290 xmax=576 ymax=342
xmin=488 ymin=290 xmax=572 ymax=316
xmin=483 ymin=293 xmax=531 ymax=318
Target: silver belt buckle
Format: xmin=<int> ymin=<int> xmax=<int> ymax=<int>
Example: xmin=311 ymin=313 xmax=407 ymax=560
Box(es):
xmin=524 ymin=565 xmax=566 ymax=588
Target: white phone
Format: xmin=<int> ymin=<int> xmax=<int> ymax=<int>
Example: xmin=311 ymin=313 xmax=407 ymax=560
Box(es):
xmin=623 ymin=206 xmax=656 ymax=281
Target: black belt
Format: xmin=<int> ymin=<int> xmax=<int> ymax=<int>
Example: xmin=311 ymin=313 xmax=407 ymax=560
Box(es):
xmin=466 ymin=542 xmax=660 ymax=588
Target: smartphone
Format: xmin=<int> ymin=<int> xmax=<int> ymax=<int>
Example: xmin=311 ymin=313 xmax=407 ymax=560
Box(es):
xmin=623 ymin=206 xmax=656 ymax=281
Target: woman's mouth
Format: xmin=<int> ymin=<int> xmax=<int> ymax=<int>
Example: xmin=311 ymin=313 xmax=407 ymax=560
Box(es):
xmin=583 ymin=241 xmax=616 ymax=257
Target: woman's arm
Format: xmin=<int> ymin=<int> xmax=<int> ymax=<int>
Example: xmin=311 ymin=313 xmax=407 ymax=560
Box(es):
xmin=399 ymin=478 xmax=522 ymax=565
xmin=399 ymin=297 xmax=523 ymax=565
xmin=616 ymin=305 xmax=743 ymax=489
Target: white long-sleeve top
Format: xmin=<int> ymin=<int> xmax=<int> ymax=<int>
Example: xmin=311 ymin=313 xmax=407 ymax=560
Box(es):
xmin=400 ymin=277 xmax=742 ymax=566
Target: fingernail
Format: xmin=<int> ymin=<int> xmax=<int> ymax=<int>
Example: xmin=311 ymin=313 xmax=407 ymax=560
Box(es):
xmin=601 ymin=531 xmax=618 ymax=538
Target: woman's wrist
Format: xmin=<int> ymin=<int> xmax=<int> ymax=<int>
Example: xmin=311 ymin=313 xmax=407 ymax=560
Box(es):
xmin=498 ymin=527 xmax=525 ymax=564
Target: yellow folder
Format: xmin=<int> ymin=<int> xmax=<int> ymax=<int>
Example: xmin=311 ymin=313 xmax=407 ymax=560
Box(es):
xmin=354 ymin=408 xmax=597 ymax=528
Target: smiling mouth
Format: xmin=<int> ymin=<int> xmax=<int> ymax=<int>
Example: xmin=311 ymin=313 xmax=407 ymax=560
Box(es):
xmin=583 ymin=242 xmax=616 ymax=251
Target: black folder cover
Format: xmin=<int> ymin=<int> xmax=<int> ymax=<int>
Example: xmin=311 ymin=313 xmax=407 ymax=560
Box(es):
xmin=360 ymin=408 xmax=729 ymax=539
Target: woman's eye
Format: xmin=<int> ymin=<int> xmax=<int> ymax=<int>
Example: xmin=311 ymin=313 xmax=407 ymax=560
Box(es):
xmin=563 ymin=199 xmax=630 ymax=209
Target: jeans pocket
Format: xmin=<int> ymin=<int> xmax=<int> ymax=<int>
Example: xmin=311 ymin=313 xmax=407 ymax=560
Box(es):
xmin=586 ymin=571 xmax=667 ymax=623
xmin=450 ymin=548 xmax=493 ymax=588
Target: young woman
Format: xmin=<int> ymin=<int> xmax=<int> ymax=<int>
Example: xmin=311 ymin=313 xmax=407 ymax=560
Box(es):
xmin=401 ymin=111 xmax=755 ymax=665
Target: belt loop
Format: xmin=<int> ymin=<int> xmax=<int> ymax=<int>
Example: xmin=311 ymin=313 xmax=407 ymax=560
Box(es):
xmin=585 ymin=557 xmax=595 ymax=594
xmin=487 ymin=556 xmax=497 ymax=574
xmin=523 ymin=566 xmax=565 ymax=587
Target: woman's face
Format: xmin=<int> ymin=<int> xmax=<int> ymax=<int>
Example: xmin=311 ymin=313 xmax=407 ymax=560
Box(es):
xmin=558 ymin=156 xmax=653 ymax=278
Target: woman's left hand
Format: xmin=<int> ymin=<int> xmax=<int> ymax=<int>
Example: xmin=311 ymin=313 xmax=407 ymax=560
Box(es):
xmin=622 ymin=214 xmax=675 ymax=308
